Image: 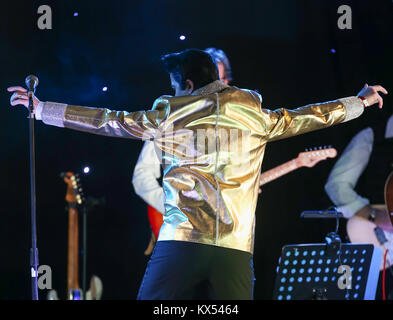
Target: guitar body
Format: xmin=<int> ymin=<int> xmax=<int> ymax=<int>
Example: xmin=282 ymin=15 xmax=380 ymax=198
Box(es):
xmin=347 ymin=214 xmax=393 ymax=270
xmin=147 ymin=205 xmax=163 ymax=239
xmin=347 ymin=171 xmax=393 ymax=270
xmin=385 ymin=171 xmax=393 ymax=226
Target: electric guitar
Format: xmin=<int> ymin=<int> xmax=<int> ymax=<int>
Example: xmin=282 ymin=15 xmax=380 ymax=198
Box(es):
xmin=347 ymin=171 xmax=393 ymax=270
xmin=47 ymin=172 xmax=103 ymax=300
xmin=144 ymin=146 xmax=338 ymax=254
xmin=259 ymin=147 xmax=337 ymax=186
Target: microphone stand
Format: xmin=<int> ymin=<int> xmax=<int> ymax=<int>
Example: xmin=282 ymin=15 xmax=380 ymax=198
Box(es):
xmin=27 ymin=76 xmax=39 ymax=300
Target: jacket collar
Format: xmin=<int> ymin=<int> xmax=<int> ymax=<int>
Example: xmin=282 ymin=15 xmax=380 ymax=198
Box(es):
xmin=191 ymin=80 xmax=230 ymax=96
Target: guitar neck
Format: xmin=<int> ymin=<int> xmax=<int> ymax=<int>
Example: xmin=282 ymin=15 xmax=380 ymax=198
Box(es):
xmin=67 ymin=205 xmax=80 ymax=296
xmin=260 ymin=158 xmax=299 ymax=186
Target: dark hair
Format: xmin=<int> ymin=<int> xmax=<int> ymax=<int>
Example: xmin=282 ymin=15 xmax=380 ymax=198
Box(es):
xmin=161 ymin=49 xmax=219 ymax=90
xmin=205 ymin=47 xmax=232 ymax=84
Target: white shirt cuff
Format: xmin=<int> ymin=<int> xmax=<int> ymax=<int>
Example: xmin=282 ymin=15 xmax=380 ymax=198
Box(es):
xmin=35 ymin=101 xmax=44 ymax=120
xmin=336 ymin=197 xmax=370 ymax=219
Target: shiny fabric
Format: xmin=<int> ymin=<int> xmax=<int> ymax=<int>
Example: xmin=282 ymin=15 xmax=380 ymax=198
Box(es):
xmin=44 ymin=81 xmax=359 ymax=253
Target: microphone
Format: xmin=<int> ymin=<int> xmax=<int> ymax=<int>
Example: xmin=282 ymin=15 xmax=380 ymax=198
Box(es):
xmin=25 ymin=75 xmax=39 ymax=95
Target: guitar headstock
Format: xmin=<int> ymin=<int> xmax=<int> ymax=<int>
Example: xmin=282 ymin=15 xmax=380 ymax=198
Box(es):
xmin=62 ymin=172 xmax=84 ymax=205
xmin=296 ymin=146 xmax=337 ymax=168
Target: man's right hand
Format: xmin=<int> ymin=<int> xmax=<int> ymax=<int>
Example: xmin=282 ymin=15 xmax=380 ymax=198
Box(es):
xmin=8 ymin=86 xmax=41 ymax=110
xmin=355 ymin=205 xmax=393 ymax=232
xmin=357 ymin=84 xmax=388 ymax=109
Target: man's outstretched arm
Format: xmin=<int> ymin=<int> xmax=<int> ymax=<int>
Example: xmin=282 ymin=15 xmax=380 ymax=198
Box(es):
xmin=263 ymin=84 xmax=388 ymax=142
xmin=8 ymin=86 xmax=170 ymax=141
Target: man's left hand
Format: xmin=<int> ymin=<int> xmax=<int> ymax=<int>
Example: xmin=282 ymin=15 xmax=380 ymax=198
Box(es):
xmin=357 ymin=84 xmax=388 ymax=109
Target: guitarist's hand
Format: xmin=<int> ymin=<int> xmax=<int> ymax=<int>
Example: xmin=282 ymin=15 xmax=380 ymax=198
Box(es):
xmin=356 ymin=205 xmax=393 ymax=232
xmin=357 ymin=84 xmax=388 ymax=109
xmin=374 ymin=209 xmax=393 ymax=232
xmin=258 ymin=173 xmax=262 ymax=194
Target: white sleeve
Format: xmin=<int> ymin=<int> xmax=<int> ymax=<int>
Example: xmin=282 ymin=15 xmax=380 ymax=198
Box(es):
xmin=324 ymin=128 xmax=373 ymax=218
xmin=132 ymin=141 xmax=165 ymax=214
xmin=35 ymin=101 xmax=44 ymax=120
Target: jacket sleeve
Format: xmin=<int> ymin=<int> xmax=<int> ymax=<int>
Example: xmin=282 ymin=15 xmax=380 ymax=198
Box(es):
xmin=262 ymin=96 xmax=364 ymax=142
xmin=35 ymin=96 xmax=171 ymax=141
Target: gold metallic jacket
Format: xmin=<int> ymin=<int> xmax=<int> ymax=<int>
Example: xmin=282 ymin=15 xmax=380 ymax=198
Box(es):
xmin=37 ymin=80 xmax=364 ymax=253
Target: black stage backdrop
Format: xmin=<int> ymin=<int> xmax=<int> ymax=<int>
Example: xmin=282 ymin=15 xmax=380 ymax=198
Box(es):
xmin=0 ymin=0 xmax=392 ymax=300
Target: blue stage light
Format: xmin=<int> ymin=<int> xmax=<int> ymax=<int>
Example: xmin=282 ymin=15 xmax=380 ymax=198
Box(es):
xmin=74 ymin=12 xmax=79 ymax=17
xmin=331 ymin=48 xmax=336 ymax=53
xmin=102 ymin=86 xmax=108 ymax=92
xmin=83 ymin=166 xmax=90 ymax=174
xmin=179 ymin=35 xmax=186 ymax=40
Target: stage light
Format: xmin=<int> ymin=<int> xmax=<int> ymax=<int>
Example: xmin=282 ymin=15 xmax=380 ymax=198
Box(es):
xmin=102 ymin=86 xmax=108 ymax=92
xmin=179 ymin=35 xmax=186 ymax=40
xmin=74 ymin=12 xmax=79 ymax=17
xmin=330 ymin=49 xmax=336 ymax=53
xmin=83 ymin=166 xmax=90 ymax=174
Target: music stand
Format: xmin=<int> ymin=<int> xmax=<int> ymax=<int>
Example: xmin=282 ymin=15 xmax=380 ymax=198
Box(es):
xmin=272 ymin=208 xmax=382 ymax=300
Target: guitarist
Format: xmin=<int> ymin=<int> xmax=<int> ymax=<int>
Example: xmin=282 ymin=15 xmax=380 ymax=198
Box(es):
xmin=132 ymin=48 xmax=233 ymax=255
xmin=325 ymin=106 xmax=393 ymax=299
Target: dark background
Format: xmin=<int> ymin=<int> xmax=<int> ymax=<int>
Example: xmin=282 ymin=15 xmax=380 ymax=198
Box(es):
xmin=0 ymin=0 xmax=392 ymax=300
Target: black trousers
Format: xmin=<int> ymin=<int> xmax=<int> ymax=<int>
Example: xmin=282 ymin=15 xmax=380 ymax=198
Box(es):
xmin=137 ymin=240 xmax=255 ymax=300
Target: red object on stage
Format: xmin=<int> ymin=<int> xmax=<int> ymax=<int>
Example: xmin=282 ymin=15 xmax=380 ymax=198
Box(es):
xmin=383 ymin=249 xmax=389 ymax=300
xmin=147 ymin=205 xmax=163 ymax=239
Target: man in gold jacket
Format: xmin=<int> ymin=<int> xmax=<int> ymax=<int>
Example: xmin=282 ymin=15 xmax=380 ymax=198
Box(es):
xmin=9 ymin=49 xmax=387 ymax=299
